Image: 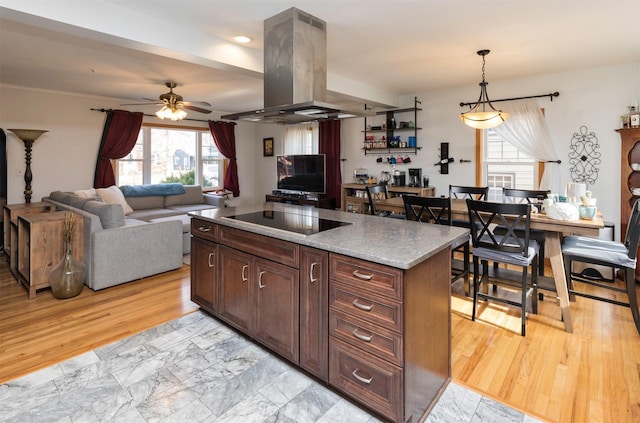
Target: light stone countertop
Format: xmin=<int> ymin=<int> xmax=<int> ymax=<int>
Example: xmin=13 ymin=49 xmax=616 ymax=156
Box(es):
xmin=190 ymin=202 xmax=469 ymax=270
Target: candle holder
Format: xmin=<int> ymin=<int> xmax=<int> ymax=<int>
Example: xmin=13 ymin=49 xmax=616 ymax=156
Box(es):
xmin=8 ymin=129 xmax=48 ymax=203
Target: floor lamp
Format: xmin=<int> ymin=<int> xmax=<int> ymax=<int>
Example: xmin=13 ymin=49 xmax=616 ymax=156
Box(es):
xmin=8 ymin=129 xmax=48 ymax=203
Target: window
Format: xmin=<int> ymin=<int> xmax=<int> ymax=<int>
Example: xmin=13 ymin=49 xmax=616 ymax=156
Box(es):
xmin=482 ymin=128 xmax=537 ymax=201
xmin=117 ymin=125 xmax=225 ymax=190
xmin=283 ymin=123 xmax=318 ymax=154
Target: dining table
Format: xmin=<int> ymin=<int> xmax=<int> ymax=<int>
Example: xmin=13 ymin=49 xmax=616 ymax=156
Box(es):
xmin=375 ymin=196 xmax=605 ymax=333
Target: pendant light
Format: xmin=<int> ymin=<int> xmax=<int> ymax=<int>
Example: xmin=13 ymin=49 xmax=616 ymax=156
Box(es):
xmin=460 ymin=49 xmax=509 ymax=129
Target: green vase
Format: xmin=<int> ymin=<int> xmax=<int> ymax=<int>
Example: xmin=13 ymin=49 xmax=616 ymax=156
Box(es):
xmin=49 ymin=242 xmax=86 ymax=299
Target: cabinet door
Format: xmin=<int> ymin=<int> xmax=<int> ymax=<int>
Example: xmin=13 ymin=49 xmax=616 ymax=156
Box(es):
xmin=218 ymin=246 xmax=252 ymax=333
xmin=190 ymin=237 xmax=218 ymax=315
xmin=252 ymin=257 xmax=300 ymax=364
xmin=300 ymin=246 xmax=329 ymax=381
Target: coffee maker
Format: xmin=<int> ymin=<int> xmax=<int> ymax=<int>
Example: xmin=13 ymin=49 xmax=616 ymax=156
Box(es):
xmin=408 ymin=168 xmax=422 ymax=187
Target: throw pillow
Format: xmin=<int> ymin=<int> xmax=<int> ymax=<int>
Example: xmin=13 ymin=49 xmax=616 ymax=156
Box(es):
xmin=96 ymin=185 xmax=134 ymax=215
xmin=73 ymin=188 xmax=97 ymax=198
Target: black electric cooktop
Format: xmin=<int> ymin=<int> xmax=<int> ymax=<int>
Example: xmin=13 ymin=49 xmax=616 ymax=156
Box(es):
xmin=227 ymin=210 xmax=352 ymax=235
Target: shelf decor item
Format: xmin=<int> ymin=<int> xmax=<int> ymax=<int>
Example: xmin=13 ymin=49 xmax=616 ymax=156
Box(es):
xmin=8 ymin=129 xmax=48 ymax=203
xmin=49 ymin=212 xmax=86 ymax=299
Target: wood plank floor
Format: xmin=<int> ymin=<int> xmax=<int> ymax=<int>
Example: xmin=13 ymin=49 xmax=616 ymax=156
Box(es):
xmin=1 ymin=258 xmax=639 ymax=422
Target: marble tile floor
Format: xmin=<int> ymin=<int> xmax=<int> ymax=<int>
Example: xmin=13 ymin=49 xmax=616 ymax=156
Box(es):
xmin=0 ymin=311 xmax=544 ymax=423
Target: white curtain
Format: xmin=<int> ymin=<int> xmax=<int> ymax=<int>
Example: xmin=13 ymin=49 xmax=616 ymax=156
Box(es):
xmin=283 ymin=123 xmax=319 ymax=155
xmin=493 ymin=99 xmax=562 ymax=194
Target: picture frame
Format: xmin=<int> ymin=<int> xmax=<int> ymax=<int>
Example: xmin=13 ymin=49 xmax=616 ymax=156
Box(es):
xmin=263 ymin=137 xmax=274 ymax=157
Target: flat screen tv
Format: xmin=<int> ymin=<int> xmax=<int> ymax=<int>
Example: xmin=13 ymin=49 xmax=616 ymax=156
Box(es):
xmin=277 ymin=154 xmax=326 ymax=194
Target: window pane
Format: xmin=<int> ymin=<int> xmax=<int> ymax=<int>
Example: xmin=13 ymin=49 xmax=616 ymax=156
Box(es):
xmin=483 ymin=128 xmax=536 ymax=193
xmin=150 ymin=128 xmax=196 ymax=184
xmin=202 ymin=133 xmax=223 ymax=188
xmin=117 ymin=130 xmax=143 ymax=185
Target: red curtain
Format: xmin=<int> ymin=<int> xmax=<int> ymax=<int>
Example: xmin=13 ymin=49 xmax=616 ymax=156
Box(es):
xmin=208 ymin=120 xmax=240 ymax=197
xmin=93 ymin=110 xmax=143 ymax=188
xmin=319 ymin=119 xmax=342 ymax=208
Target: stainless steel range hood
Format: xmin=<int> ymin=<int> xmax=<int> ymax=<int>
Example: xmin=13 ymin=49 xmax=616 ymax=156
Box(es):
xmin=222 ymin=8 xmax=372 ymax=124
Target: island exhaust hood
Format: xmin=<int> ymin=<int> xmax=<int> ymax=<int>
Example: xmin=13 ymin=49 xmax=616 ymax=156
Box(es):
xmin=222 ymin=8 xmax=372 ymax=124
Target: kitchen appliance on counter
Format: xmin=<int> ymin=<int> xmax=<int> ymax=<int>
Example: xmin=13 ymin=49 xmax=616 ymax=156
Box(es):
xmin=393 ymin=170 xmax=406 ymax=186
xmin=408 ymin=168 xmax=422 ymax=187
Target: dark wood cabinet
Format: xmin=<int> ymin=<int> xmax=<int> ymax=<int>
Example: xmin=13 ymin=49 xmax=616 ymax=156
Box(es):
xmin=253 ymin=257 xmax=299 ymax=363
xmin=191 ymin=216 xmax=452 ymax=422
xmin=190 ymin=237 xmax=218 ymax=315
xmin=618 ymin=128 xmax=640 ymax=281
xmin=218 ymin=245 xmax=252 ymax=333
xmin=299 ymin=246 xmax=329 ymax=381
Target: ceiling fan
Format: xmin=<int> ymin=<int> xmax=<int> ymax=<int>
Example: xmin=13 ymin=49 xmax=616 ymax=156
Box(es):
xmin=122 ymin=82 xmax=212 ymax=119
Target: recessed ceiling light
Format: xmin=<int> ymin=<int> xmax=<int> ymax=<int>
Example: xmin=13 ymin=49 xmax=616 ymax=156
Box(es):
xmin=233 ymin=35 xmax=252 ymax=44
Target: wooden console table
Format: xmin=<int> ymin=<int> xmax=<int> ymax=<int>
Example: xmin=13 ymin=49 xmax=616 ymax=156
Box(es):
xmin=3 ymin=202 xmax=55 ymax=278
xmin=17 ymin=211 xmax=83 ymax=299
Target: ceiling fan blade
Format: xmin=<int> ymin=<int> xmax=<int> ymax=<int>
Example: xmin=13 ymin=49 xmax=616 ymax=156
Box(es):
xmin=183 ymin=100 xmax=212 ymax=107
xmin=120 ymin=102 xmax=162 ymax=106
xmin=183 ymin=104 xmax=212 ymax=114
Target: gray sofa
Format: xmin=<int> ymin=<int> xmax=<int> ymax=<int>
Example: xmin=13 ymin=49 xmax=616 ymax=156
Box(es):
xmin=43 ymin=184 xmax=224 ymax=291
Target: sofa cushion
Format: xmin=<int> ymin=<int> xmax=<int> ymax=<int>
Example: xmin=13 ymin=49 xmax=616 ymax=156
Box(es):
xmin=126 ymin=208 xmax=183 ymax=221
xmin=83 ymin=200 xmax=126 ymax=229
xmin=164 ymin=185 xmax=204 ymax=207
xmin=167 ymin=204 xmax=217 ymax=213
xmin=96 ymin=185 xmax=134 ymax=215
xmin=125 ymin=195 xmax=165 ymax=211
xmin=68 ymin=195 xmax=94 ymax=210
xmin=74 ymin=188 xmax=98 ymax=198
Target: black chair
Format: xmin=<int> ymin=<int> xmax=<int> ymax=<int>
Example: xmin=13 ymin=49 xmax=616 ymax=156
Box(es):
xmin=403 ymin=195 xmax=470 ymax=295
xmin=562 ymin=199 xmax=640 ymax=335
xmin=365 ymin=184 xmax=404 ymax=219
xmin=466 ymin=199 xmax=539 ymax=336
xmin=499 ymin=188 xmax=550 ymax=276
xmin=449 ymin=185 xmax=489 ymax=228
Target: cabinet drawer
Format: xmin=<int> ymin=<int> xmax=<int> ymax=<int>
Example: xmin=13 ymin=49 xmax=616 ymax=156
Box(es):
xmin=330 ymin=254 xmax=403 ymax=300
xmin=330 ymin=309 xmax=403 ymax=366
xmin=219 ymin=226 xmax=299 ymax=268
xmin=330 ymin=280 xmax=402 ymax=332
xmin=329 ymin=338 xmax=403 ymax=422
xmin=191 ymin=219 xmax=218 ymax=243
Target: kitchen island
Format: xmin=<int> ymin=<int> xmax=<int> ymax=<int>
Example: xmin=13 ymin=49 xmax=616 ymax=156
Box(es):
xmin=189 ymin=203 xmax=468 ymax=422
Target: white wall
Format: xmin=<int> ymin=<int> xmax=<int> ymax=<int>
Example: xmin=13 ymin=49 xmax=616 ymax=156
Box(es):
xmin=2 ymin=61 xmax=639 ymax=238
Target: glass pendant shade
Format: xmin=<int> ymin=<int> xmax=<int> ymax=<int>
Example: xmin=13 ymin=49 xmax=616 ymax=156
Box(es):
xmin=460 ymin=50 xmax=508 ymax=129
xmin=156 ymin=105 xmax=187 ymax=120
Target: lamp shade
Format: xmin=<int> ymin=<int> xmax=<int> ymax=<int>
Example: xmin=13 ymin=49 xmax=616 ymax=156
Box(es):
xmin=8 ymin=129 xmax=48 ymax=142
xmin=460 ymin=111 xmax=510 ymax=129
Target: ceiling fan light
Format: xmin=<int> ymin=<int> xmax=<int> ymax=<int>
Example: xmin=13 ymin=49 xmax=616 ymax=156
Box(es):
xmin=156 ymin=105 xmax=187 ymax=120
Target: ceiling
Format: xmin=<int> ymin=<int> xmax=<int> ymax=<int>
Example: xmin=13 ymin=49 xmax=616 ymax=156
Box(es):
xmin=1 ymin=0 xmax=639 ymax=116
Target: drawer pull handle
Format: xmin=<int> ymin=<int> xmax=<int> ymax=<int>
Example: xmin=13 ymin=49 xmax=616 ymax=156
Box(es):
xmin=352 ymin=329 xmax=373 ymax=342
xmin=207 ymin=252 xmax=215 ymax=268
xmin=352 ymin=369 xmax=373 ymax=384
xmin=352 ymin=299 xmax=374 ymax=311
xmin=241 ymin=265 xmax=249 ymax=282
xmin=258 ymin=271 xmax=266 ymax=289
xmin=310 ymin=262 xmax=319 ymax=283
xmin=352 ymin=270 xmax=373 ymax=281
xmin=198 ymin=225 xmax=211 ymax=232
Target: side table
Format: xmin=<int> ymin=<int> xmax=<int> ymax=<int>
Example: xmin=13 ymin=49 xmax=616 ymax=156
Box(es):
xmin=17 ymin=211 xmax=83 ymax=299
xmin=3 ymin=202 xmax=55 ymax=278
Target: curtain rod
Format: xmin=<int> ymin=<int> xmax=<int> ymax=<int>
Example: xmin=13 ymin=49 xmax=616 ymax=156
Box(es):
xmin=459 ymin=92 xmax=560 ymax=108
xmin=90 ymin=108 xmax=211 ymax=123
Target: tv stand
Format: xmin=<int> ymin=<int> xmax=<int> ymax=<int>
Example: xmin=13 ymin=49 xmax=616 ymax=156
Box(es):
xmin=265 ymin=194 xmax=335 ymax=210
